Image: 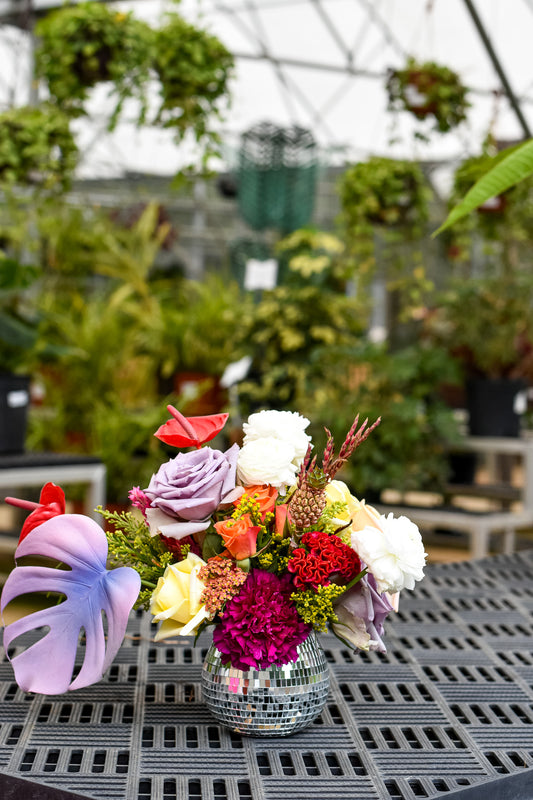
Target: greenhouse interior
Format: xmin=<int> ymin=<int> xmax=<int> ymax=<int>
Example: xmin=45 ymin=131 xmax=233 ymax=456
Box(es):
xmin=1 ymin=3 xmax=533 ymax=798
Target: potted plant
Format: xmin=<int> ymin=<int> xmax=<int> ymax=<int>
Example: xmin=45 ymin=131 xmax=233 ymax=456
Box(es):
xmin=308 ymin=340 xmax=462 ymax=499
xmin=153 ymin=12 xmax=233 ymax=148
xmin=158 ymin=276 xmax=244 ymax=415
xmin=234 ymin=281 xmax=367 ymax=415
xmin=0 ymin=104 xmax=77 ymax=191
xmin=422 ymin=275 xmax=533 ymax=436
xmin=35 ymin=2 xmax=154 ymax=128
xmin=386 ymin=56 xmax=470 ymax=134
xmin=275 ymin=227 xmax=348 ymax=291
xmin=0 ymin=258 xmax=44 ymax=453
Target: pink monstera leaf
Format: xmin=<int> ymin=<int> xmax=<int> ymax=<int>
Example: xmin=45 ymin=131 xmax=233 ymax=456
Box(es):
xmin=1 ymin=514 xmax=141 ymax=695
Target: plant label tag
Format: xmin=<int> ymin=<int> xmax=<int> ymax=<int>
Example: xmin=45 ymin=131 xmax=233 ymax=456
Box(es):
xmin=244 ymin=259 xmax=278 ymax=290
xmin=7 ymin=390 xmax=29 ymax=409
xmin=220 ymin=356 xmax=252 ymax=388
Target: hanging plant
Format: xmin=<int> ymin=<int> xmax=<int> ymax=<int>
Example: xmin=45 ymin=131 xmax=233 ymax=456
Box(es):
xmin=0 ymin=104 xmax=78 ymax=191
xmin=153 ymin=13 xmax=234 ymax=147
xmin=338 ymin=157 xmax=431 ymax=302
xmin=445 ymin=149 xmax=533 ymax=264
xmin=35 ymin=2 xmax=154 ymax=129
xmin=386 ymin=57 xmax=470 ymax=134
xmin=339 ymin=156 xmax=430 ymax=231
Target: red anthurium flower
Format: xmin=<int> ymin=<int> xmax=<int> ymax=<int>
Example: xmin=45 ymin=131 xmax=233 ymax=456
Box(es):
xmin=5 ymin=482 xmax=66 ymax=542
xmin=154 ymin=405 xmax=229 ymax=449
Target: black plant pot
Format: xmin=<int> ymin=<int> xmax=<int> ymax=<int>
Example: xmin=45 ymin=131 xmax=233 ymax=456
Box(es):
xmin=0 ymin=373 xmax=30 ymax=454
xmin=466 ymin=377 xmax=527 ymax=437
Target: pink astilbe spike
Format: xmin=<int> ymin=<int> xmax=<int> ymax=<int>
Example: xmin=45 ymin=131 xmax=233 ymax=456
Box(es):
xmin=322 ymin=415 xmax=381 ymax=479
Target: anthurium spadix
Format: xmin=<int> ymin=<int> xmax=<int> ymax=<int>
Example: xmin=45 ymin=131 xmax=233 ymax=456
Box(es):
xmin=1 ymin=514 xmax=141 ymax=695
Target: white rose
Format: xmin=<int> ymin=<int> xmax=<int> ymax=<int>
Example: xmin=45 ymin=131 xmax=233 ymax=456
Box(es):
xmin=242 ymin=410 xmax=311 ymax=465
xmin=351 ymin=513 xmax=427 ymax=593
xmin=236 ymin=436 xmax=298 ymax=492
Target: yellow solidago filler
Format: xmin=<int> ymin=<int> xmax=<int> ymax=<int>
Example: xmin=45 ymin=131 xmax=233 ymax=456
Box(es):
xmin=292 ymin=584 xmax=345 ymax=632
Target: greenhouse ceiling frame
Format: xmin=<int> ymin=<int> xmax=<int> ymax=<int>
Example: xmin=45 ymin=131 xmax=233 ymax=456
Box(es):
xmin=0 ymin=0 xmax=531 ymax=154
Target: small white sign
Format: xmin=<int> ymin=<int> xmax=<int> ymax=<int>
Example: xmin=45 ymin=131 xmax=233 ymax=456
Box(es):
xmin=244 ymin=258 xmax=278 ymax=291
xmin=7 ymin=390 xmax=29 ymax=409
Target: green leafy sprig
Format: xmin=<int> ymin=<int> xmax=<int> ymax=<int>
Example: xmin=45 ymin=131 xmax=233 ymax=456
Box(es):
xmin=97 ymin=506 xmax=174 ymax=609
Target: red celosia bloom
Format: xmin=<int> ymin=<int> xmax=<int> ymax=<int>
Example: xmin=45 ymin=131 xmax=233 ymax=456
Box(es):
xmin=288 ymin=530 xmax=361 ymax=590
xmin=5 ymin=482 xmax=66 ymax=543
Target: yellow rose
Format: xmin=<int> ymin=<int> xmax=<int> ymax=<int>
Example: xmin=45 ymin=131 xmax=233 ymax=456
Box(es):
xmin=150 ymin=552 xmax=210 ymax=641
xmin=325 ymin=479 xmax=383 ymax=533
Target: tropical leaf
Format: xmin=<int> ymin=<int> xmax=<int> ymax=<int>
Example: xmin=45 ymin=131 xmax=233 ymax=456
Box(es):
xmin=0 ymin=514 xmax=140 ymax=694
xmin=434 ymin=138 xmax=533 ymax=235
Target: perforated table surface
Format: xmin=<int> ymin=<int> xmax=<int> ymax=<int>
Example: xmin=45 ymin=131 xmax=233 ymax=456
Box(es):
xmin=1 ymin=550 xmax=533 ymax=800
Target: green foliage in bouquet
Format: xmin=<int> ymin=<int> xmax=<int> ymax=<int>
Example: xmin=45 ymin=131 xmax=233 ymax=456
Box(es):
xmin=0 ymin=105 xmax=77 ymax=191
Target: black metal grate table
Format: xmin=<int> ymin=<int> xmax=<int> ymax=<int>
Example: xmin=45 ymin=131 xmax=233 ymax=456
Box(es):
xmin=1 ymin=550 xmax=533 ymax=800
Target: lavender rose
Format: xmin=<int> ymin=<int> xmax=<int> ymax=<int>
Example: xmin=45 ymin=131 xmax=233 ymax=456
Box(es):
xmin=144 ymin=444 xmax=243 ymax=540
xmin=332 ymin=573 xmax=394 ymax=653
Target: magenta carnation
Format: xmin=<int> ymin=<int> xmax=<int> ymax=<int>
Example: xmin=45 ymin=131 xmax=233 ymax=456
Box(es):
xmin=212 ymin=570 xmax=311 ymax=670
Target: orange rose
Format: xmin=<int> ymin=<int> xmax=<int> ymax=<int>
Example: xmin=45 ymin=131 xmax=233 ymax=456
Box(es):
xmin=235 ymin=484 xmax=278 ymax=516
xmin=214 ymin=514 xmax=259 ymax=561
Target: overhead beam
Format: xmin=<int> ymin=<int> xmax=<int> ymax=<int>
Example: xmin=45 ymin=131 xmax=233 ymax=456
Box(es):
xmin=463 ymin=0 xmax=532 ymax=138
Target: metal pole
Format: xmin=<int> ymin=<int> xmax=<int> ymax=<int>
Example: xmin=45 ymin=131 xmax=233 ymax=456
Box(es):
xmin=463 ymin=0 xmax=532 ymax=138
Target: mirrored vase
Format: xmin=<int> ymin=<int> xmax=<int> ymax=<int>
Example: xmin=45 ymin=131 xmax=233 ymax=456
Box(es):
xmin=201 ymin=631 xmax=330 ymax=737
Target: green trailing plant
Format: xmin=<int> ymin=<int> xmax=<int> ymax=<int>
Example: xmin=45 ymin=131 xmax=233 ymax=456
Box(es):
xmin=338 ymin=156 xmax=431 ymax=291
xmin=153 ymin=12 xmax=234 ymax=156
xmin=340 ymin=156 xmax=430 ymax=231
xmin=387 ymin=56 xmax=470 ymax=135
xmin=0 ymin=104 xmax=77 ymax=191
xmin=35 ymin=2 xmax=154 ymax=129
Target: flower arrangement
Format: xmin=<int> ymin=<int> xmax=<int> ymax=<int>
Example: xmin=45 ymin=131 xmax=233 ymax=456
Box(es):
xmin=1 ymin=406 xmax=426 ymax=696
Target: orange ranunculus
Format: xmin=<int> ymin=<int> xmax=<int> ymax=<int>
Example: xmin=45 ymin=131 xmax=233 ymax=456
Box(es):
xmin=234 ymin=484 xmax=278 ymax=516
xmin=214 ymin=514 xmax=260 ymax=561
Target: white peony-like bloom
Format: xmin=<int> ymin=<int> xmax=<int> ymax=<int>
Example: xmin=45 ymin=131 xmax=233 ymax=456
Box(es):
xmin=236 ymin=436 xmax=298 ymax=492
xmin=351 ymin=513 xmax=427 ymax=593
xmin=242 ymin=410 xmax=311 ymax=465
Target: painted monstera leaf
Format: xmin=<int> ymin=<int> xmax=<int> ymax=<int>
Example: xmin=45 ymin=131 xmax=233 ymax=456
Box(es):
xmin=1 ymin=514 xmax=141 ymax=695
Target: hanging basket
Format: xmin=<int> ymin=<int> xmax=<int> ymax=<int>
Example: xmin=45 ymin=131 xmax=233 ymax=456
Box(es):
xmin=237 ymin=122 xmax=318 ymax=233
